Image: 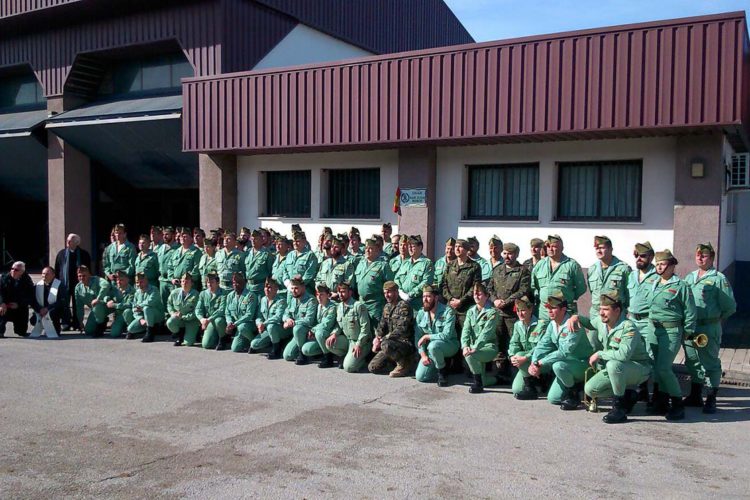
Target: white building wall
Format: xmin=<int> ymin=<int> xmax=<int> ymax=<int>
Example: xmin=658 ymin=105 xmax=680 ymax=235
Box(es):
xmin=238 ymin=150 xmax=399 ymax=238
xmin=719 ymin=138 xmax=737 ymax=271
xmin=253 ymin=24 xmax=373 ymax=70
xmin=735 ymin=191 xmax=750 ymax=262
xmin=436 ymin=137 xmax=678 ymax=269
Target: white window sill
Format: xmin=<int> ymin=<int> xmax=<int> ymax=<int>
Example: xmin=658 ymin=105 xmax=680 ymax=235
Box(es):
xmin=460 ymin=219 xmax=541 ymax=225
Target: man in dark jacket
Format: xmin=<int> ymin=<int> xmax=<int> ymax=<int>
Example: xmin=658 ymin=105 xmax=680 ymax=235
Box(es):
xmin=0 ymin=261 xmax=34 ymax=337
xmin=31 ymin=267 xmax=68 ymax=338
xmin=54 ymin=233 xmax=92 ymax=331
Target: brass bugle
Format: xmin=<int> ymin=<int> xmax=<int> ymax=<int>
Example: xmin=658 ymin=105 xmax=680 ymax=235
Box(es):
xmin=693 ymin=333 xmax=708 ymax=348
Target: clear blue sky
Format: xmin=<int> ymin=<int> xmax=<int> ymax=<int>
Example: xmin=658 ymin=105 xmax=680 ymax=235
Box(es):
xmin=444 ymin=0 xmax=750 ymax=42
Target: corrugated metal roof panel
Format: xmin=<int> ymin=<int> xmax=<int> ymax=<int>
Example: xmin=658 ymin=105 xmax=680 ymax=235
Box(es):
xmin=0 ymin=108 xmax=47 ymax=134
xmin=47 ymin=94 xmax=182 ymax=123
xmin=182 ymin=12 xmax=750 ymax=153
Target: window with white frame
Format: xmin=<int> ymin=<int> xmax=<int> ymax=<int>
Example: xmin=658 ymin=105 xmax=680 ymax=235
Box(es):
xmin=324 ymin=168 xmax=380 ymax=219
xmin=557 ymin=160 xmax=642 ymax=221
xmin=466 ymin=163 xmax=539 ymax=220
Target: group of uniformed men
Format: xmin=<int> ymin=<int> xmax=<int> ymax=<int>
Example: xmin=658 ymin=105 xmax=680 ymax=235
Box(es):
xmin=40 ymin=222 xmax=738 ymax=424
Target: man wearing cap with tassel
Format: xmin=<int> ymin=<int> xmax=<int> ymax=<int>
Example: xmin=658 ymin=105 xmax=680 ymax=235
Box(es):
xmin=322 ymin=281 xmax=372 ymax=372
xmin=415 ymin=285 xmax=459 ymax=386
xmin=529 ymin=290 xmax=594 ymax=410
xmin=281 ymin=276 xmax=318 ymax=364
xmin=389 ymin=234 xmax=410 ymax=275
xmin=223 ymin=272 xmax=258 ymax=353
xmin=682 ymin=243 xmax=736 ymax=414
xmin=244 ymin=229 xmax=273 ymax=303
xmin=508 ymin=297 xmax=543 ymax=399
xmin=320 ymin=236 xmax=355 ymax=300
xmin=569 ymin=291 xmax=652 ymax=423
xmin=434 ymin=238 xmax=457 ymax=288
xmin=354 ymin=238 xmax=394 ymax=321
xmin=381 ymin=223 xmax=395 ymax=257
xmin=646 ymin=249 xmax=696 ymax=420
xmin=271 ymin=236 xmax=292 ymax=304
xmin=488 ymin=235 xmax=504 ymax=270
xmin=461 ymin=283 xmax=500 ymax=393
xmin=285 ymin=231 xmax=319 ymax=292
xmin=394 ymin=235 xmax=434 ymax=312
xmin=216 ymin=232 xmax=246 ymax=292
xmin=157 ymin=226 xmax=179 ymax=307
xmin=441 ymin=239 xmax=482 ymax=332
xmin=587 ymin=236 xmax=631 ymax=325
xmin=250 ymin=278 xmax=291 ymax=359
xmin=196 ymin=273 xmax=227 ymax=350
xmin=369 ymin=281 xmax=415 ymax=377
xmin=488 ymin=241 xmax=531 ymax=381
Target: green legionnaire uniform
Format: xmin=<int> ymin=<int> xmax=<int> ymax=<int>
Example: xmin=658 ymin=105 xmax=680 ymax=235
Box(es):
xmin=244 ymin=241 xmax=273 ymax=302
xmin=216 ymin=247 xmax=246 ymax=291
xmin=320 ymin=288 xmax=372 ymax=372
xmin=434 ymin=237 xmax=457 ymax=288
xmin=531 ymin=291 xmax=594 ymax=407
xmin=250 ymin=292 xmax=290 ymax=354
xmin=225 ymin=287 xmax=258 ymax=353
xmin=196 ymin=286 xmax=227 ymax=349
xmin=582 ymin=292 xmax=653 ymax=423
xmin=75 ymin=276 xmax=111 ymax=336
xmin=105 ymin=240 xmax=137 ymax=281
xmin=106 ymin=279 xmax=135 ymax=338
xmin=281 ymin=282 xmax=318 ymax=362
xmin=394 ymin=236 xmax=434 ymax=311
xmin=198 ymin=251 xmax=218 ymax=289
xmin=157 ymin=238 xmax=179 ymax=308
xmin=127 ymin=283 xmax=164 ymax=341
xmin=461 ymin=297 xmax=500 ymax=391
xmin=166 ymin=286 xmax=201 ymax=346
xmin=170 ymin=244 xmax=202 ymax=290
xmin=508 ymin=299 xmax=542 ymax=398
xmin=531 ymin=235 xmax=587 ymax=323
xmin=368 ymin=282 xmax=415 ymax=376
xmin=135 ymin=250 xmax=160 ymax=286
xmin=647 ymin=250 xmax=696 ymax=419
xmin=326 ymin=254 xmax=356 ymax=294
xmin=467 ymin=236 xmax=492 ymax=282
xmin=587 ymin=236 xmax=631 ymax=319
xmin=353 ymin=240 xmax=394 ymax=321
xmin=309 ymin=297 xmax=338 ymax=361
xmin=271 ymin=249 xmax=291 ymax=304
xmin=389 ymin=235 xmax=409 ymax=274
xmin=487 ymin=242 xmax=531 ymax=373
xmin=285 ymin=236 xmax=319 ymax=291
xmin=626 ymin=242 xmax=658 ymax=344
xmin=414 ymin=295 xmax=459 ymax=384
xmin=440 ymin=240 xmax=482 ymax=332
xmin=683 ymin=243 xmax=736 ymax=412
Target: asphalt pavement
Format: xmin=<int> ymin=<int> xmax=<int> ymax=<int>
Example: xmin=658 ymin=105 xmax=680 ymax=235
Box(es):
xmin=1 ymin=334 xmax=749 ymax=499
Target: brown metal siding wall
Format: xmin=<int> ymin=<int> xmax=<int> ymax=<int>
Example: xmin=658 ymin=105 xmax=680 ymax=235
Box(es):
xmin=256 ymin=0 xmax=474 ymax=53
xmin=182 ymin=13 xmax=749 ymax=153
xmin=0 ymin=0 xmax=78 ymax=18
xmin=0 ymin=1 xmax=223 ymax=96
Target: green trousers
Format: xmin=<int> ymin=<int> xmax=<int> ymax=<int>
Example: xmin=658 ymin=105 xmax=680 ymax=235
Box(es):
xmin=285 ymin=324 xmax=320 ymax=359
xmin=250 ymin=324 xmax=292 ymax=351
xmin=230 ymin=324 xmax=257 ymax=352
xmin=464 ymin=344 xmax=499 ymax=386
xmin=80 ymin=302 xmax=108 ymax=335
xmin=317 ymin=332 xmax=372 ymax=373
xmin=126 ymin=306 xmax=162 ymax=334
xmin=201 ymin=318 xmax=227 ymax=349
xmin=415 ymin=338 xmax=460 ymax=383
xmin=110 ymin=308 xmax=134 ymax=337
xmin=584 ymin=359 xmax=651 ymax=398
xmin=511 ymin=359 xmax=531 ymax=395
xmin=683 ymin=323 xmax=722 ymax=388
xmin=159 ymin=282 xmax=174 ymax=317
xmin=166 ymin=316 xmax=201 ymax=345
xmin=547 ymin=358 xmax=588 ymax=404
xmin=648 ymin=326 xmax=683 ymax=398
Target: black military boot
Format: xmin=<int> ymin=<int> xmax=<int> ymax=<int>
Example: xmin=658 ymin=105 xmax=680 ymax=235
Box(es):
xmin=683 ymin=383 xmax=704 ymax=407
xmin=338 ymin=355 xmax=345 ymax=369
xmin=623 ymin=389 xmax=639 ymax=414
xmin=603 ymin=396 xmax=628 ymax=424
xmin=266 ymin=342 xmax=282 ymax=359
xmin=437 ymin=367 xmax=449 ymax=387
xmin=666 ymin=396 xmax=685 ymax=421
xmin=247 ymin=345 xmax=258 ymax=354
xmin=703 ymin=388 xmax=718 ymax=414
xmin=92 ymin=322 xmax=105 ymax=338
xmin=637 ymin=381 xmax=650 ymax=403
xmin=560 ymin=384 xmax=582 ymax=411
xmin=469 ymin=374 xmax=484 ymax=394
xmin=646 ymin=383 xmax=659 ymax=410
xmin=514 ymin=377 xmax=538 ymax=400
xmin=173 ymin=328 xmax=185 ymax=346
xmin=318 ymin=352 xmax=334 ymax=368
xmin=295 ymin=352 xmax=309 ymax=366
xmin=141 ymin=326 xmax=156 ymax=343
xmin=647 ymin=390 xmax=669 ymax=415
xmin=215 ymin=335 xmax=229 ymax=351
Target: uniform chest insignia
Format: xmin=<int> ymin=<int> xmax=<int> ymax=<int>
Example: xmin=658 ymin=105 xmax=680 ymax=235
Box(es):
xmin=704 ymin=281 xmax=714 ymax=286
xmin=560 ymin=333 xmax=568 ymax=337
xmin=530 ymin=332 xmax=538 ymax=337
xmin=625 ymin=332 xmax=636 ymax=337
xmin=667 ymin=289 xmax=677 ymax=294
xmin=614 ymin=337 xmax=622 ymax=343
xmin=560 ymin=279 xmax=567 ymax=285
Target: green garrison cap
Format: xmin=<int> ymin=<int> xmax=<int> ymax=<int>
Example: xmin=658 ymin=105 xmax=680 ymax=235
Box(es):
xmin=467 ymin=236 xmax=479 ymax=246
xmin=365 ymin=238 xmax=378 ymax=247
xmin=594 ymin=235 xmax=612 ymax=246
xmin=514 ymin=296 xmax=533 ymax=311
xmin=251 ymin=229 xmax=261 ymax=237
xmin=530 ymin=238 xmax=544 ymax=248
xmin=292 ymin=231 xmax=306 ymax=241
xmin=372 ymin=234 xmax=384 ymax=244
xmin=291 ymin=224 xmax=302 ymax=232
xmin=240 ymin=226 xmax=251 ymax=234
xmin=696 ymin=242 xmax=715 ymax=255
xmin=423 ymin=284 xmax=439 ymax=294
xmin=399 ymin=234 xmax=409 ymax=243
xmin=331 ymin=236 xmax=344 ymax=246
xmin=338 ymin=232 xmax=350 ymax=242
xmin=349 ymin=226 xmax=360 ymax=235
xmin=383 ymin=281 xmax=398 ymax=291
xmin=634 ymin=241 xmax=654 ymax=255
xmin=546 ymin=234 xmax=562 ymax=244
xmin=503 ymin=242 xmax=519 ymax=253
xmin=545 ymin=290 xmax=567 ymax=308
xmin=163 ymin=226 xmax=175 ymax=233
xmin=337 ymin=280 xmax=353 ymax=289
xmin=289 ymin=275 xmax=304 ymax=286
xmin=408 ymin=234 xmax=423 ymax=245
xmin=382 ymin=222 xmax=392 ymax=229
xmin=488 ymin=235 xmax=503 ymax=246
xmin=445 ymin=237 xmax=457 ymax=245
xmin=322 ymin=226 xmax=333 ymax=235
xmin=600 ymin=290 xmax=622 ymax=307
xmin=655 ymin=249 xmax=678 ymax=265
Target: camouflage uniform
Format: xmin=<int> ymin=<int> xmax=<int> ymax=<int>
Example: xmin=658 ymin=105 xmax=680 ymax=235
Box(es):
xmin=487 ymin=259 xmax=531 ymax=369
xmin=368 ymin=299 xmax=415 ymax=374
xmin=440 ymin=258 xmax=481 ymax=333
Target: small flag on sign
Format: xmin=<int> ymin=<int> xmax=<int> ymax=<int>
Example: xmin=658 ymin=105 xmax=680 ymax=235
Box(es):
xmin=393 ymin=187 xmax=401 ymax=216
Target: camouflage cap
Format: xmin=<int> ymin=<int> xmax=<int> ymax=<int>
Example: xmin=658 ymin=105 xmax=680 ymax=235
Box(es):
xmin=289 ymin=275 xmax=304 ymax=286
xmin=654 ymin=249 xmax=678 ymax=265
xmin=383 ymin=281 xmax=398 ymax=291
xmin=530 ymin=238 xmax=544 ymax=248
xmin=600 ymin=290 xmax=622 ymax=307
xmin=488 ymin=235 xmax=503 ymax=246
xmin=696 ymin=242 xmax=715 ymax=255
xmin=514 ymin=296 xmax=533 ymax=311
xmin=503 ymin=242 xmax=519 ymax=253
xmin=594 ymin=235 xmax=612 ymax=246
xmin=408 ymin=234 xmax=423 ymax=245
xmin=445 ymin=237 xmax=456 ymax=245
xmin=422 ymin=284 xmax=439 ymax=294
xmin=455 ymin=238 xmax=470 ymax=249
xmin=545 ymin=290 xmax=567 ymax=308
xmin=546 ymin=234 xmax=563 ymax=244
xmin=634 ymin=241 xmax=654 ymax=255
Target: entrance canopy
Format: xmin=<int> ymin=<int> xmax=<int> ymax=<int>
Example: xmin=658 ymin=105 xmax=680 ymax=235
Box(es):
xmin=0 ymin=109 xmax=48 ymax=200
